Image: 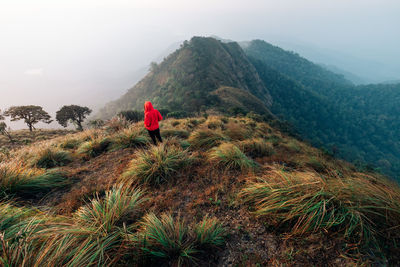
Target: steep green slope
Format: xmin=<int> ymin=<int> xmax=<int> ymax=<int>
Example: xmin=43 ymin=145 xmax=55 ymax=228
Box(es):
xmin=241 ymin=40 xmax=353 ymax=96
xmin=99 ymin=37 xmax=272 ymax=118
xmin=244 ymin=40 xmax=400 ymax=180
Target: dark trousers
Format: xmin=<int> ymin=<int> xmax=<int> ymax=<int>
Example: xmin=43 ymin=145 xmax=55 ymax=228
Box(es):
xmin=148 ymin=128 xmax=162 ymax=145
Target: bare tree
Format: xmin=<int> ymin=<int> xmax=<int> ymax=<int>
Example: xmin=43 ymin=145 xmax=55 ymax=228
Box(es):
xmin=4 ymin=105 xmax=52 ymax=132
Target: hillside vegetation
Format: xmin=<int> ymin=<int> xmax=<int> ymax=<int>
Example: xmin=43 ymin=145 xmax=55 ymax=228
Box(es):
xmin=98 ymin=37 xmax=400 ymax=181
xmin=243 ymin=39 xmax=400 ymax=180
xmin=98 ymin=37 xmax=272 ymax=118
xmin=1 ymin=116 xmax=400 ymax=266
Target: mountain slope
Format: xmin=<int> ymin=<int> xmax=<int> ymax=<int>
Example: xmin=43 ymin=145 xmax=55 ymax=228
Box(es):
xmin=99 ymin=37 xmax=272 ymax=118
xmin=1 ymin=116 xmax=400 ymax=265
xmin=241 ymin=40 xmax=353 ymax=96
xmin=243 ymin=40 xmax=400 ymax=180
xmin=99 ymin=36 xmax=400 ymax=180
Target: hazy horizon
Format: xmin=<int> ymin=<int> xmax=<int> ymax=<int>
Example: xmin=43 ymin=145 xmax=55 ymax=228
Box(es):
xmin=1 ymin=0 xmax=399 ymax=129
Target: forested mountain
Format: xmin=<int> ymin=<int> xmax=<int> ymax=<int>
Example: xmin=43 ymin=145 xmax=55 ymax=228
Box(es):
xmin=100 ymin=36 xmax=400 ymax=180
xmin=243 ymin=40 xmax=400 ymax=179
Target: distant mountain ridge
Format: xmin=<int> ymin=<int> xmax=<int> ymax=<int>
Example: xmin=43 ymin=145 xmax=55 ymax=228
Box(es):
xmin=99 ymin=36 xmax=400 ymax=180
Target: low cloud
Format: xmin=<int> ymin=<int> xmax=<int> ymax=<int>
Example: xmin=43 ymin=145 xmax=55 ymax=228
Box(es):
xmin=24 ymin=68 xmax=44 ymax=76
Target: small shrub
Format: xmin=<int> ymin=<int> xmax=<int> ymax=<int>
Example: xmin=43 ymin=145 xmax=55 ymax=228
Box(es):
xmin=30 ymin=147 xmax=72 ymax=168
xmin=238 ymin=139 xmax=275 ymax=158
xmin=188 ymin=129 xmax=227 ymax=150
xmin=207 ymin=143 xmax=256 ymax=172
xmin=77 ymin=137 xmax=111 ymax=158
xmin=121 ymin=143 xmax=193 ymax=185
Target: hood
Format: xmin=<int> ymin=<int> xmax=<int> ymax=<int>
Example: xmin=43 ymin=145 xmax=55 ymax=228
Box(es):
xmin=144 ymin=101 xmax=154 ymax=113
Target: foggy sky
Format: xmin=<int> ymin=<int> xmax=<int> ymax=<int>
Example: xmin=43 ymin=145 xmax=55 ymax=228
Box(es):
xmin=1 ymin=0 xmax=399 ymax=129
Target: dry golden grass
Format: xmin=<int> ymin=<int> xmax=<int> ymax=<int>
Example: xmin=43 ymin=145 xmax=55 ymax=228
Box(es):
xmin=1 ymin=115 xmax=399 ymax=265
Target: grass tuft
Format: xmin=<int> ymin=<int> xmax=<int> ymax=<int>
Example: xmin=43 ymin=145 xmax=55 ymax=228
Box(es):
xmin=110 ymin=125 xmax=149 ymax=150
xmin=207 ymin=143 xmax=256 ymax=172
xmin=0 ymin=162 xmax=69 ymax=197
xmin=238 ymin=138 xmax=275 ymax=158
xmin=121 ymin=143 xmax=193 ymax=185
xmin=161 ymin=129 xmax=190 ymax=139
xmin=77 ymin=137 xmax=111 ymax=158
xmin=240 ymin=169 xmax=400 ymax=255
xmin=29 ymin=147 xmax=72 ymax=168
xmin=139 ymin=213 xmax=197 ymax=265
xmin=194 ymin=216 xmax=225 ymax=247
xmin=188 ymin=129 xmax=228 ymax=150
xmin=74 ymin=185 xmax=146 ymax=233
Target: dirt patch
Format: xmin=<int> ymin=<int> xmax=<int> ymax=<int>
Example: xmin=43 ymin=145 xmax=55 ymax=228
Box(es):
xmin=43 ymin=148 xmax=135 ymax=214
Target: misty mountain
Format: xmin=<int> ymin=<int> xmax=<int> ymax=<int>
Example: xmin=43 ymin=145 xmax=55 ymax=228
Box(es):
xmin=99 ymin=36 xmax=400 ymax=180
xmin=98 ymin=37 xmax=272 ymax=118
xmin=318 ymin=63 xmax=368 ymax=85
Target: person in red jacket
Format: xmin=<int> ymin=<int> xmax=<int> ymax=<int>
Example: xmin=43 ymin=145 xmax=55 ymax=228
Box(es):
xmin=144 ymin=101 xmax=163 ymax=145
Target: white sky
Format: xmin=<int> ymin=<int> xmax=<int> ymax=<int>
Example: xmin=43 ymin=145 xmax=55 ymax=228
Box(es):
xmin=1 ymin=0 xmax=399 ymax=129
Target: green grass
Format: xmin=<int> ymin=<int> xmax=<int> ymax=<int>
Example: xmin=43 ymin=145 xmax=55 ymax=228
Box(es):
xmin=59 ymin=138 xmax=82 ymax=149
xmin=138 ymin=213 xmax=225 ymax=266
xmin=0 ymin=163 xmax=69 ymax=197
xmin=74 ymin=185 xmax=146 ymax=233
xmin=110 ymin=126 xmax=149 ymax=150
xmin=208 ymin=143 xmax=256 ymax=172
xmin=239 ymin=169 xmax=400 ymax=256
xmin=188 ymin=129 xmax=228 ymax=150
xmin=194 ymin=216 xmax=225 ymax=247
xmin=29 ymin=147 xmax=72 ymax=168
xmin=139 ymin=213 xmax=197 ymax=265
xmin=77 ymin=137 xmax=111 ymax=158
xmin=121 ymin=143 xmax=194 ymax=185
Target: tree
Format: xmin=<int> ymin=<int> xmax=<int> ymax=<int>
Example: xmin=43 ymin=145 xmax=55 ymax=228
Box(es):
xmin=4 ymin=105 xmax=52 ymax=132
xmin=56 ymin=105 xmax=92 ymax=131
xmin=0 ymin=109 xmax=13 ymax=142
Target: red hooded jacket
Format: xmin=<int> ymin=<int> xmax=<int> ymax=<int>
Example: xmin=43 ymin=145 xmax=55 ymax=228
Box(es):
xmin=144 ymin=101 xmax=163 ymax=131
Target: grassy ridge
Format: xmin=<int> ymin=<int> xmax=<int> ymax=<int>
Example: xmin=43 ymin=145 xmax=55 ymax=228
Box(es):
xmin=1 ymin=115 xmax=400 ymax=265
